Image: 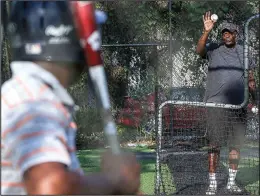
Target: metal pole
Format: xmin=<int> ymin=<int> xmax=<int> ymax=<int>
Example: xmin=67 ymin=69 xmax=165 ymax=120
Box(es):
xmin=169 ymin=0 xmax=173 ymax=88
xmin=243 ymin=14 xmax=259 ymax=108
xmin=156 ymin=97 xmax=163 ymax=195
xmin=101 ymin=43 xmax=167 ymax=47
xmin=154 ymin=45 xmax=161 ymax=195
xmin=155 ymin=1 xmax=173 ymax=194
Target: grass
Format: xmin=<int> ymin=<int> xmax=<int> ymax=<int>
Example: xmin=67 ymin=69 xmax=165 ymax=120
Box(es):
xmin=222 ymin=156 xmax=259 ymax=195
xmin=77 ymin=146 xmax=259 ymax=195
xmin=139 ymin=159 xmax=156 ymax=194
xmin=77 ymin=147 xmax=156 ymax=194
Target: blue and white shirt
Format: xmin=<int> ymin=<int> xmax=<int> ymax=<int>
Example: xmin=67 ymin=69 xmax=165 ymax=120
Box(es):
xmin=1 ymin=61 xmax=83 ymax=195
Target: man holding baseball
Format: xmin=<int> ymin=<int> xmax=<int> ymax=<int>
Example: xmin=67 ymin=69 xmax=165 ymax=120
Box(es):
xmin=1 ymin=1 xmax=140 ymax=195
xmin=196 ymin=11 xmax=257 ymax=195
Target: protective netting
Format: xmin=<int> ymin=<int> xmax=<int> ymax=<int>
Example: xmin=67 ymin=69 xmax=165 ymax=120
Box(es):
xmin=158 ymin=105 xmax=259 ymax=195
xmin=1 ymin=0 xmax=259 ymax=195
xmin=71 ymin=44 xmax=161 ymax=149
xmin=70 ymin=1 xmax=260 ymax=195
xmin=152 ymin=1 xmax=259 ymax=195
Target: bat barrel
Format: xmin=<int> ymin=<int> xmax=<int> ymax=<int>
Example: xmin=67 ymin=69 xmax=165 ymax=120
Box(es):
xmin=71 ymin=1 xmax=121 ymax=154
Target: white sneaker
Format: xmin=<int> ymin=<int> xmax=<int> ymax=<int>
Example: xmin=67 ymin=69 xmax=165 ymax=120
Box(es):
xmin=226 ymin=182 xmax=242 ymax=193
xmin=206 ymin=184 xmax=217 ymax=195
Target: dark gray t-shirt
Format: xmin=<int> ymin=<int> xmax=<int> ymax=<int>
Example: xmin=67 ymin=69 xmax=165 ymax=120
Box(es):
xmin=203 ymin=43 xmax=255 ymax=105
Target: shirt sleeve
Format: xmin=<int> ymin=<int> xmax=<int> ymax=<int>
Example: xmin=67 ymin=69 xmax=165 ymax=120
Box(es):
xmin=2 ymin=100 xmax=71 ymax=175
xmin=203 ymin=42 xmax=219 ymax=59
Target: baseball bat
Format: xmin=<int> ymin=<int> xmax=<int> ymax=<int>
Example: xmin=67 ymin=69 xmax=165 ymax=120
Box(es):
xmin=70 ymin=1 xmax=120 ymax=154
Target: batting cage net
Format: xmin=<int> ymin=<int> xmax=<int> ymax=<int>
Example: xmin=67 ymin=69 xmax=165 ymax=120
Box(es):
xmin=1 ymin=1 xmax=259 ymax=195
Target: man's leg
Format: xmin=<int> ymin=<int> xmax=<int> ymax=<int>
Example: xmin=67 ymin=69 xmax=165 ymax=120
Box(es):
xmin=206 ymin=108 xmax=223 ymax=195
xmin=206 ymin=146 xmax=220 ymax=195
xmin=226 ymin=109 xmax=246 ymax=193
xmin=226 ymin=147 xmax=242 ymax=192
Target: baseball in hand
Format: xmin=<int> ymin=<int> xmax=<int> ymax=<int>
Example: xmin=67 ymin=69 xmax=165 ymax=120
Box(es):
xmin=211 ymin=14 xmax=218 ymax=22
xmin=252 ymin=106 xmax=258 ymax=114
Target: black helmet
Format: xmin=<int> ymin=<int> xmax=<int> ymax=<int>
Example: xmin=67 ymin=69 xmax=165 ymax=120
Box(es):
xmin=7 ymin=1 xmax=85 ymax=66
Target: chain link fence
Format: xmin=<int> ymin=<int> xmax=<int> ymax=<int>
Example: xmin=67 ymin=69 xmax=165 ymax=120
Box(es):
xmin=70 ymin=1 xmax=259 ymax=195
xmin=1 ymin=0 xmax=259 ymax=195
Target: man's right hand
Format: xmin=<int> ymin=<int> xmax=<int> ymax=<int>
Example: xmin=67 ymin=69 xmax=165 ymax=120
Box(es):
xmin=101 ymin=150 xmax=141 ymax=195
xmin=203 ymin=11 xmax=216 ymax=33
xmin=23 ymin=150 xmax=141 ymax=195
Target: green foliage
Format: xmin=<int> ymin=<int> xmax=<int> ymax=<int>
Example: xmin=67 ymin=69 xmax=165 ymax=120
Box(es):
xmin=75 ymin=107 xmax=105 ymax=149
xmin=73 ymin=0 xmax=259 ymax=148
xmin=117 ymin=126 xmax=140 ymax=143
xmin=2 ymin=0 xmax=258 ymax=148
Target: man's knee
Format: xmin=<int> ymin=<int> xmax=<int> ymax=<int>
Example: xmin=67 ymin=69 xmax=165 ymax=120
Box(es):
xmin=229 ymin=147 xmax=241 ymax=160
xmin=208 ymin=146 xmax=220 ymax=154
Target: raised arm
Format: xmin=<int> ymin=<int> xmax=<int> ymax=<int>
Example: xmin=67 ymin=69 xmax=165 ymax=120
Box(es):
xmin=196 ymin=11 xmax=216 ymax=57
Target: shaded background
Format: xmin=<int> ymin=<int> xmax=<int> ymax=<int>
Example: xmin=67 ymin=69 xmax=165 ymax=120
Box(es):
xmin=1 ymin=1 xmax=259 ymax=195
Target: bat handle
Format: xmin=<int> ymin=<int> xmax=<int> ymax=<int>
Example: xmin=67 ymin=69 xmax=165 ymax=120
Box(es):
xmin=104 ymin=121 xmax=121 ymax=154
xmin=101 ymin=108 xmax=121 ymax=154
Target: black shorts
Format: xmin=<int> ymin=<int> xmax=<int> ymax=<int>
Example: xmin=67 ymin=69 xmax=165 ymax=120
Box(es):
xmin=206 ymin=107 xmax=247 ymax=148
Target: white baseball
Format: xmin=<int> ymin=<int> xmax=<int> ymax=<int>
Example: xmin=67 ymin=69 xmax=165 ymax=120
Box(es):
xmin=211 ymin=14 xmax=218 ymax=22
xmin=252 ymin=106 xmax=258 ymax=114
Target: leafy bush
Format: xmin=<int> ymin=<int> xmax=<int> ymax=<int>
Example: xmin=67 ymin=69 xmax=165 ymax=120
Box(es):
xmin=75 ymin=107 xmax=105 ymax=149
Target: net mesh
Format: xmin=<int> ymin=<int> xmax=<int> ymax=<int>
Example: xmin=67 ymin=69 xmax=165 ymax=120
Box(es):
xmin=67 ymin=1 xmax=260 ymax=195
xmin=159 ymin=105 xmax=259 ymax=195
xmin=1 ymin=0 xmax=259 ymax=195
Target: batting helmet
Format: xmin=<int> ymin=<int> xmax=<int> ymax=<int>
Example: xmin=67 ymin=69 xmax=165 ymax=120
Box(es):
xmin=7 ymin=1 xmax=85 ymax=66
